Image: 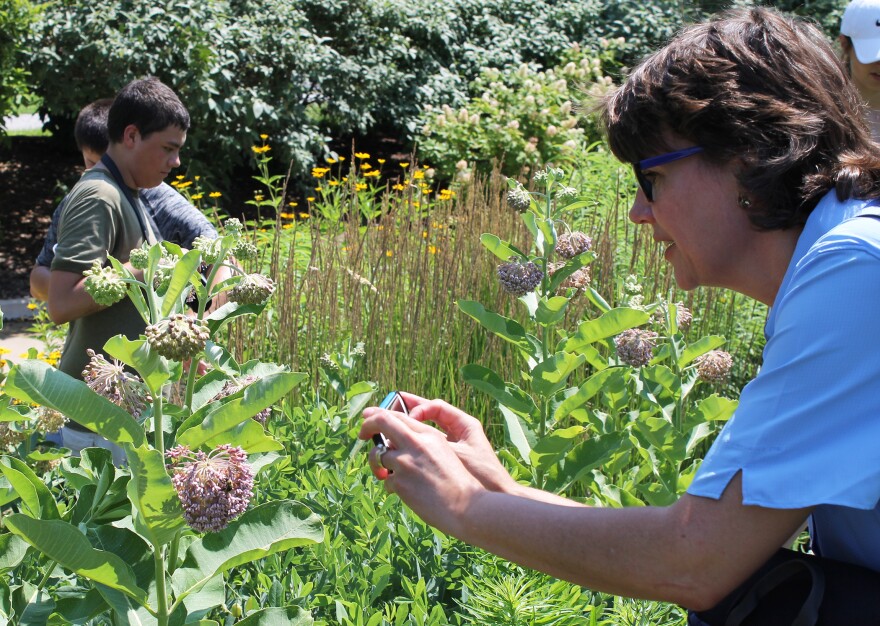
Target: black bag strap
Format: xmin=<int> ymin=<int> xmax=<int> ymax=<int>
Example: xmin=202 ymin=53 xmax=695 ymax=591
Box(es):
xmin=724 ymin=559 xmax=825 ymax=626
xmin=99 ymin=154 xmax=159 ymax=244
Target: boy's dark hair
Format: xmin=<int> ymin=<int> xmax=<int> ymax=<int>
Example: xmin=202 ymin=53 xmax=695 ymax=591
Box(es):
xmin=107 ymin=76 xmax=190 ymax=143
xmin=603 ymin=7 xmax=880 ymax=231
xmin=74 ymin=98 xmax=113 ymax=153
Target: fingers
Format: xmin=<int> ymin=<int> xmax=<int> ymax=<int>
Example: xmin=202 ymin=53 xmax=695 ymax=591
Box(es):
xmin=408 ymin=399 xmax=483 ymax=439
xmin=368 ymin=444 xmax=391 ymax=481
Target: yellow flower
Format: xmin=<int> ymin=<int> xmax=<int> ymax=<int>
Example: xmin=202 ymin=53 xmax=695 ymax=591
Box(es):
xmin=0 ymin=359 xmax=6 ymax=368
xmin=288 ymin=201 xmax=298 ymax=207
xmin=329 ymin=180 xmax=340 ymax=187
xmin=312 ymin=167 xmax=331 ymax=178
xmin=177 ymin=181 xmax=193 ymax=189
xmin=283 ymin=223 xmax=293 ymax=230
xmin=413 ymin=171 xmax=425 ymax=180
xmin=27 ymin=303 xmax=37 ymax=310
xmin=326 ymin=157 xmax=337 ymax=164
xmin=378 ymin=225 xmax=385 ymax=231
xmin=260 ymin=134 xmax=269 ymax=140
xmin=377 ymin=158 xmax=386 ymax=164
xmin=195 ymin=175 xmax=201 ymax=181
xmin=338 ymin=156 xmax=346 ymax=161
xmin=361 ymin=162 xmax=372 ymax=170
xmin=254 ymin=194 xmax=264 ymax=202
xmin=355 ymin=152 xmax=371 ymax=159
xmin=251 ymin=145 xmax=271 ymax=154
xmin=363 ymin=170 xmax=380 ymax=178
xmin=280 ymin=212 xmax=295 ymax=219
xmin=191 ymin=193 xmax=204 ymax=201
xmin=393 ymin=183 xmax=405 ymax=191
xmin=298 ymin=212 xmax=309 ymax=219
xmin=400 ymin=162 xmax=409 ymax=168
xmin=0 ymin=347 xmax=10 ymax=355
xmin=422 ymin=231 xmax=428 ymax=238
xmin=428 ymin=245 xmax=437 ymax=254
xmin=307 ymin=197 xmax=315 ymax=202
xmin=176 ymin=175 xmax=185 ymax=180
xmin=386 ymin=250 xmax=393 ymax=257
xmin=355 ymin=183 xmax=367 ymax=191
xmin=209 ymin=191 xmax=222 ymax=198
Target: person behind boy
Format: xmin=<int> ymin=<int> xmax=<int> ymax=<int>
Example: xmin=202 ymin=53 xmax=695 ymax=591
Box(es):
xmin=47 ymin=77 xmax=190 ymax=461
xmin=30 ymin=98 xmax=218 ymax=301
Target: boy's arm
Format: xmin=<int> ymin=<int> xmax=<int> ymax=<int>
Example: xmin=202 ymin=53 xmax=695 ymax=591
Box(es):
xmin=29 ymin=265 xmax=51 ymax=301
xmin=47 ymin=270 xmax=104 ymax=324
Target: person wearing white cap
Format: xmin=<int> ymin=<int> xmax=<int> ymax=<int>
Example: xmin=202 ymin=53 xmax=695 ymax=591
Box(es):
xmin=840 ymin=0 xmax=880 ymax=139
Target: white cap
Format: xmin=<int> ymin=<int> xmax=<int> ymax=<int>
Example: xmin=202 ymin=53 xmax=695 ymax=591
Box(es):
xmin=842 ymin=0 xmax=880 ymax=64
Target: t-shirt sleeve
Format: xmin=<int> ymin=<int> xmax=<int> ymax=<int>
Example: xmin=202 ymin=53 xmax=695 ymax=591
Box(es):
xmin=35 ymin=200 xmax=64 ymax=267
xmin=142 ymin=184 xmax=218 ymax=249
xmin=50 ymin=186 xmax=120 ymax=275
xmin=688 ymin=235 xmax=880 ymax=510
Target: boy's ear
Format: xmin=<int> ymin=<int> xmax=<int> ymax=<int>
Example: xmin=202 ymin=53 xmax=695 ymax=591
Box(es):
xmin=121 ymin=124 xmax=140 ymax=148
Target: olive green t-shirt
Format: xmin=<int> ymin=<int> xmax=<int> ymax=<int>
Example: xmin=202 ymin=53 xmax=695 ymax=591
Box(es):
xmin=52 ymin=167 xmax=150 ymax=381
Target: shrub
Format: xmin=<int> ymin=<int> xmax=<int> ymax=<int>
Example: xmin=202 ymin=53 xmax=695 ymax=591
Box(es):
xmin=0 ymin=0 xmax=37 ymax=133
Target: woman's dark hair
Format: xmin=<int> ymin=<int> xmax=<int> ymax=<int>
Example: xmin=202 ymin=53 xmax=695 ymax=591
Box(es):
xmin=602 ymin=7 xmax=880 ymax=230
xmin=74 ymin=98 xmax=113 ymax=153
xmin=107 ymin=76 xmax=190 ymax=143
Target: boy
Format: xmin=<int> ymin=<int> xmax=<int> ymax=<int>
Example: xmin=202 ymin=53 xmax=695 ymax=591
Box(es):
xmin=47 ymin=77 xmax=190 ymax=460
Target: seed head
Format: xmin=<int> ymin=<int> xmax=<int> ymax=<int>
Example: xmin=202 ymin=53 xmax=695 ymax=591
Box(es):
xmin=34 ymin=407 xmax=68 ymax=434
xmin=497 ymin=259 xmax=543 ymax=297
xmin=614 ymin=329 xmax=658 ymax=367
xmin=229 ymin=273 xmax=275 ymax=306
xmin=166 ymin=444 xmax=254 ymax=533
xmin=83 ymin=261 xmax=127 ymax=306
xmin=554 ymin=232 xmax=592 ymax=259
xmin=145 ymin=314 xmax=210 ymax=361
xmin=506 ymin=186 xmax=531 ymax=212
xmin=82 ymin=349 xmax=152 ymax=418
xmin=695 ymin=350 xmax=733 ymax=384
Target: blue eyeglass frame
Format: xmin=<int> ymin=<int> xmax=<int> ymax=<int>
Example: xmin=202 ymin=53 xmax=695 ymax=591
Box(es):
xmin=632 ymin=145 xmax=704 ymax=202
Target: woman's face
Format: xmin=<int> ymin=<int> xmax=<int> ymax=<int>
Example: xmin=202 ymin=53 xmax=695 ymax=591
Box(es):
xmin=841 ymin=36 xmax=880 ymax=108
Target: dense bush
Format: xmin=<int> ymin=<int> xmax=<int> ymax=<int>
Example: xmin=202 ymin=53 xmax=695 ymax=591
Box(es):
xmin=0 ymin=0 xmax=36 ymax=133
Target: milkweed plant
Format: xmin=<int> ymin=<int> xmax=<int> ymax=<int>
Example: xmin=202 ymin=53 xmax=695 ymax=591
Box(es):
xmin=460 ymin=166 xmax=738 ymax=505
xmin=0 ymin=220 xmax=323 ymax=625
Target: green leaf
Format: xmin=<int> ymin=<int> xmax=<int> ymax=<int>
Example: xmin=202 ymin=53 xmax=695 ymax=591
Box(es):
xmin=19 ymin=586 xmax=55 ymax=625
xmin=202 ymin=341 xmax=240 ymax=377
xmin=460 ymin=364 xmax=537 ymax=417
xmin=530 ymin=352 xmax=586 ymax=398
xmin=346 ymin=381 xmax=377 ymax=419
xmin=0 ymin=456 xmax=60 ymax=520
xmin=104 ymin=336 xmax=174 ymax=394
xmin=5 ymin=515 xmax=148 ymax=604
xmin=546 ymin=252 xmax=595 ymax=295
xmin=0 ymin=533 xmax=29 ymax=570
xmin=4 ymin=360 xmax=145 ymax=448
xmin=531 ymin=425 xmax=585 ymax=472
xmin=688 ymin=394 xmax=737 ymax=427
xmin=553 ymin=368 xmax=623 ymax=422
xmin=479 ymin=234 xmax=526 ymax=261
xmin=160 ymin=249 xmax=204 ymax=317
xmin=171 ymin=500 xmax=323 ymax=599
xmin=203 ymin=417 xmax=283 ymax=453
xmin=125 ymin=445 xmax=186 ymax=547
xmin=562 ymin=308 xmax=650 ymax=352
xmin=177 ymin=372 xmax=305 ymax=448
xmin=586 ymin=288 xmax=612 ymax=313
xmin=205 ymin=301 xmax=267 ymax=336
xmin=535 ymin=296 xmax=569 ymax=326
xmin=545 ymin=432 xmax=631 ymax=494
xmin=107 ymin=257 xmax=149 ymax=325
xmin=236 ymin=606 xmax=314 ymax=625
xmin=457 ymin=300 xmax=541 ymax=362
xmin=498 ymin=404 xmax=535 ymax=465
xmin=677 ymin=336 xmax=727 ymax=368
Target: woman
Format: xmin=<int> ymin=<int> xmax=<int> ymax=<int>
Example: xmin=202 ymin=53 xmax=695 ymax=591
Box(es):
xmin=840 ymin=0 xmax=880 ymax=140
xmin=360 ymin=7 xmax=880 ymax=621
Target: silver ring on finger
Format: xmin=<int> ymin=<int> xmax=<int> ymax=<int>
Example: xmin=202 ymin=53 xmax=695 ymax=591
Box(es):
xmin=375 ymin=443 xmax=389 ymax=470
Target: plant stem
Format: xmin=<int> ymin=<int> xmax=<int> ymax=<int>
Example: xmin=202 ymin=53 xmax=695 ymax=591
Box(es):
xmin=154 ymin=545 xmax=169 ymax=626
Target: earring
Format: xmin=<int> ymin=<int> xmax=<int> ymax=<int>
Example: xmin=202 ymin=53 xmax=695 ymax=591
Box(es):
xmin=738 ymin=195 xmax=752 ymax=209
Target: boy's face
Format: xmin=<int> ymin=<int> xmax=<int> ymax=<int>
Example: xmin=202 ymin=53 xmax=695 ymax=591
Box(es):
xmin=126 ymin=125 xmax=187 ymax=189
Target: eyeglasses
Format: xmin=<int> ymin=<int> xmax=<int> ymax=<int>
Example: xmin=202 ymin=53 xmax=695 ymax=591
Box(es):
xmin=632 ymin=146 xmax=704 ymax=202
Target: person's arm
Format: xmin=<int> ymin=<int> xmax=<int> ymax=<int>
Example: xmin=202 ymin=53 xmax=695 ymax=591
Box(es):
xmin=47 ymin=262 xmax=144 ymax=325
xmin=359 ymin=406 xmax=811 ymax=611
xmin=29 ymin=265 xmax=51 ymax=301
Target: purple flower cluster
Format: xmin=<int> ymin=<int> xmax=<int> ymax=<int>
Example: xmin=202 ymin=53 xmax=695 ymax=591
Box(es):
xmin=497 ymin=259 xmax=543 ymax=297
xmin=614 ymin=328 xmax=658 ymax=367
xmin=695 ymin=350 xmax=734 ymax=383
xmin=166 ymin=444 xmax=254 ymax=533
xmin=554 ymin=231 xmax=592 ymax=259
xmin=82 ymin=349 xmax=152 ymax=418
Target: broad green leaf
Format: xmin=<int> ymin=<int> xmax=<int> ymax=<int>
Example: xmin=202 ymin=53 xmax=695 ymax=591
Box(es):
xmin=688 ymin=394 xmax=737 ymax=427
xmin=535 ymin=296 xmax=569 ymax=326
xmin=499 ymin=404 xmax=535 ymax=465
xmin=545 ymin=432 xmax=631 ymax=494
xmin=633 ymin=417 xmax=686 ymax=464
xmin=562 ymin=308 xmax=650 ymax=352
xmin=0 ymin=534 xmax=29 ymax=570
xmin=531 ymin=352 xmax=586 ymax=398
xmin=457 ymin=300 xmax=541 ymax=361
xmin=0 ymin=456 xmax=60 ymax=520
xmin=50 ymin=588 xmax=108 ymax=625
xmin=479 ymin=233 xmax=526 ymax=261
xmin=202 ymin=341 xmax=240 ymax=377
xmin=177 ymin=372 xmax=305 ymax=447
xmin=677 ymin=336 xmax=727 ymax=368
xmin=346 ymin=381 xmax=377 ymax=419
xmin=546 ymin=251 xmax=595 ymax=295
xmin=125 ymin=445 xmax=186 ymax=547
xmin=536 ymin=217 xmax=556 ymax=251
xmin=586 ymin=288 xmax=612 ymax=313
xmin=104 ymin=336 xmax=174 ymax=394
xmin=19 ymin=586 xmax=55 ymax=626
xmin=531 ymin=425 xmax=585 ymax=472
xmin=522 ymin=211 xmax=543 ymax=254
xmin=180 ymin=574 xmax=225 ymax=624
xmin=171 ymin=500 xmax=323 ymax=599
xmin=205 ymin=301 xmax=267 ymax=335
xmin=203 ymin=417 xmax=283 ymax=453
xmin=5 ymin=515 xmax=148 ymax=604
xmin=160 ymin=249 xmax=204 ymax=317
xmin=4 ymin=361 xmax=145 ymax=448
xmin=460 ymin=364 xmax=537 ymax=417
xmin=107 ymin=257 xmax=149 ymax=325
xmin=236 ymin=606 xmax=313 ymax=625
xmin=553 ymin=368 xmax=622 ymax=422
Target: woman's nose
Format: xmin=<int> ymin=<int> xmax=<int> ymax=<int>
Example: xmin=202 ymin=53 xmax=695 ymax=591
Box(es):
xmin=628 ymin=190 xmax=654 ymax=224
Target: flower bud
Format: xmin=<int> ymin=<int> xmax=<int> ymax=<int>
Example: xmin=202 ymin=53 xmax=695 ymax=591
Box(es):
xmin=145 ymin=314 xmax=210 ymax=362
xmin=695 ymin=350 xmax=733 ymax=383
xmin=166 ymin=444 xmax=254 ymax=533
xmin=82 ymin=349 xmax=153 ymax=418
xmin=232 ymin=240 xmax=258 ymax=262
xmin=497 ymin=259 xmax=543 ymax=297
xmin=224 ymin=218 xmax=244 ymax=236
xmin=35 ymin=407 xmax=68 ymax=434
xmin=555 ymin=232 xmax=592 ymax=259
xmin=193 ymin=236 xmax=224 ymax=264
xmin=614 ymin=329 xmax=658 ymax=367
xmin=507 ymin=186 xmax=531 ymax=212
xmin=0 ymin=422 xmax=27 ymax=449
xmin=229 ymin=273 xmax=276 ymax=306
xmin=129 ymin=245 xmax=150 ymax=270
xmin=84 ymin=261 xmax=127 ymax=306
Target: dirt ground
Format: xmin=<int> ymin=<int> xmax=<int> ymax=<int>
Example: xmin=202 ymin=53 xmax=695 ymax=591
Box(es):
xmin=0 ymin=136 xmax=83 ymax=299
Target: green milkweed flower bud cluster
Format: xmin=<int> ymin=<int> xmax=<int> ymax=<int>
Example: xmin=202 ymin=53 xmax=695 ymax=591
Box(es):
xmin=153 ymin=250 xmax=181 ymax=292
xmin=211 ymin=375 xmax=270 ymax=426
xmin=614 ymin=328 xmax=658 ymax=367
xmin=695 ymin=350 xmax=733 ymax=383
xmin=145 ymin=314 xmax=210 ymax=361
xmin=229 ymin=273 xmax=275 ymax=306
xmin=166 ymin=444 xmax=254 ymax=533
xmin=507 ymin=186 xmax=531 ymax=212
xmin=83 ymin=261 xmax=127 ymax=306
xmin=652 ymin=301 xmax=693 ymax=334
xmin=0 ymin=421 xmax=27 ymax=449
xmin=319 ymin=353 xmax=339 ymax=372
xmin=224 ymin=218 xmax=244 ymax=236
xmin=231 ymin=240 xmax=258 ymax=262
xmin=34 ymin=406 xmax=68 ymax=435
xmin=129 ymin=244 xmax=150 ymax=270
xmin=82 ymin=349 xmax=153 ymax=418
xmin=192 ymin=236 xmax=224 ymax=264
xmin=497 ymin=259 xmax=543 ymax=297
